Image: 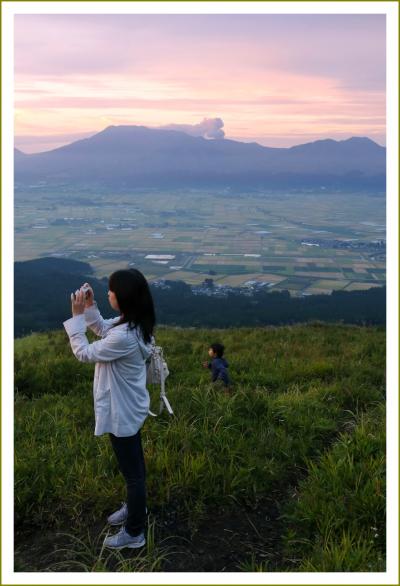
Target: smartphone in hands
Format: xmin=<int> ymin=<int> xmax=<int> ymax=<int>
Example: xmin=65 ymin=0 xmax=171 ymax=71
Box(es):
xmin=81 ymin=284 xmax=91 ymax=298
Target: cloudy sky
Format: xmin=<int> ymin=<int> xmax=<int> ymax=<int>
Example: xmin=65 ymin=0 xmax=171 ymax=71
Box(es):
xmin=14 ymin=14 xmax=386 ymax=153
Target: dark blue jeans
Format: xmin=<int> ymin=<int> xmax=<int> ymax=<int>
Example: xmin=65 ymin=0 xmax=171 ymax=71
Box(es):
xmin=109 ymin=430 xmax=147 ymax=537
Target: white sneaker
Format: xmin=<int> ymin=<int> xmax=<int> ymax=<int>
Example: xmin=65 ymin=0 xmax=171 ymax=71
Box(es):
xmin=107 ymin=503 xmax=148 ymax=526
xmin=103 ymin=527 xmax=146 ymax=550
xmin=107 ymin=502 xmax=128 ymax=526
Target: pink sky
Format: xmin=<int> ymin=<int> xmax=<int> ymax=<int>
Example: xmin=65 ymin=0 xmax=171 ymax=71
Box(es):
xmin=14 ymin=14 xmax=386 ymax=153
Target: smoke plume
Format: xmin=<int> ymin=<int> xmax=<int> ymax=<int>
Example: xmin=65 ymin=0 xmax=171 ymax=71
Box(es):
xmin=159 ymin=117 xmax=225 ymax=139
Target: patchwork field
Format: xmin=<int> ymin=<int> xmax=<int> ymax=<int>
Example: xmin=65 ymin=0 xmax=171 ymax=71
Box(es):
xmin=15 ymin=188 xmax=386 ymax=295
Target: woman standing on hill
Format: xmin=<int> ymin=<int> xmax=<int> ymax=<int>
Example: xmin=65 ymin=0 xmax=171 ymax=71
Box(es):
xmin=63 ymin=269 xmax=155 ymax=550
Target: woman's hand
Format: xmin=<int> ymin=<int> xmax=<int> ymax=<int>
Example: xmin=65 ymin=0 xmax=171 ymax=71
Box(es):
xmin=81 ymin=282 xmax=94 ymax=308
xmin=71 ymin=289 xmax=86 ymax=316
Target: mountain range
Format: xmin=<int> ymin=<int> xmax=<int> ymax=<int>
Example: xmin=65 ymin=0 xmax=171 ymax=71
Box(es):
xmin=14 ymin=125 xmax=386 ymax=190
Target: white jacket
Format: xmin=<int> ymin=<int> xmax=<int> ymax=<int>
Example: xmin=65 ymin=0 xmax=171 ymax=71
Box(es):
xmin=63 ymin=303 xmax=152 ymax=437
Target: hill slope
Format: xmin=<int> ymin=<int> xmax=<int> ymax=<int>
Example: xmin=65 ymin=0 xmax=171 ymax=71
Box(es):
xmin=14 ymin=324 xmax=386 ymax=571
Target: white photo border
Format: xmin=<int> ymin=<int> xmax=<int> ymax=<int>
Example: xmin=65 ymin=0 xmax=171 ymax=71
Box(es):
xmin=2 ymin=2 xmax=398 ymax=585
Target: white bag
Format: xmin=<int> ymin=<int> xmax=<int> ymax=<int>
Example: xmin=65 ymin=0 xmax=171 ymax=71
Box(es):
xmin=146 ymin=345 xmax=169 ymax=385
xmin=145 ymin=342 xmax=173 ymax=416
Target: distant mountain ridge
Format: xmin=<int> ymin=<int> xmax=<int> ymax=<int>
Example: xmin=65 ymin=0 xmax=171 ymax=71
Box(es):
xmin=14 ymin=125 xmax=386 ymax=190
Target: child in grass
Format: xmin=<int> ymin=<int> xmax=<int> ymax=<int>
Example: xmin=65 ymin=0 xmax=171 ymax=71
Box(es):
xmin=203 ymin=342 xmax=231 ymax=390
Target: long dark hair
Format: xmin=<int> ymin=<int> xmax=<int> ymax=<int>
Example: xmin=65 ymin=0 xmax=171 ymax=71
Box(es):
xmin=109 ymin=269 xmax=156 ymax=343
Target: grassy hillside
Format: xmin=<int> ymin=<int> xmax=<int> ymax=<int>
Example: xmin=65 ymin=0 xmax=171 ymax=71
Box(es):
xmin=14 ymin=324 xmax=386 ymax=572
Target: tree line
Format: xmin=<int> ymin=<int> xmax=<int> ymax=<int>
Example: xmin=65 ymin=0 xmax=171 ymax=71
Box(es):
xmin=14 ymin=258 xmax=385 ymax=338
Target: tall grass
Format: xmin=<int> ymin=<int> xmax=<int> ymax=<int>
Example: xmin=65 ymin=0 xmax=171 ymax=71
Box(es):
xmin=46 ymin=518 xmax=175 ymax=572
xmin=281 ymin=404 xmax=385 ymax=571
xmin=14 ymin=324 xmax=385 ymax=571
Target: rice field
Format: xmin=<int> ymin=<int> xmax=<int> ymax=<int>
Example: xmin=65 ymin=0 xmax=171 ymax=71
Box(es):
xmin=15 ymin=188 xmax=386 ymax=294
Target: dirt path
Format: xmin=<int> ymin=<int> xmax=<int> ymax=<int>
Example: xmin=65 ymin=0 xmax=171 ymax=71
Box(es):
xmin=161 ymin=498 xmax=286 ymax=572
xmin=15 ymin=496 xmax=288 ymax=572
